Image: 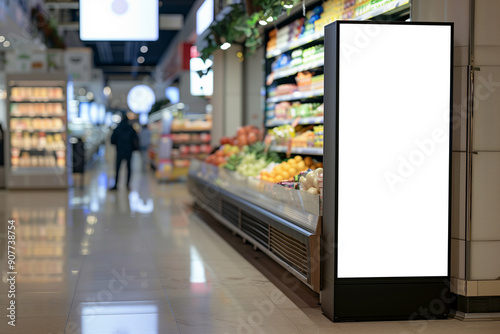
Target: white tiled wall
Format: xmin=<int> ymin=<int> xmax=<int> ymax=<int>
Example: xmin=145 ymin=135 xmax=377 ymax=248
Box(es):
xmin=244 ymin=46 xmax=265 ymax=127
xmin=470 ymin=241 xmax=500 ymax=280
xmin=451 ymin=152 xmax=466 ymax=240
xmin=211 ymin=50 xmax=225 ymax=147
xmin=472 ymin=67 xmax=500 ymax=151
xmin=412 ymin=0 xmax=469 ymax=47
xmin=468 ymin=0 xmax=500 ymax=282
xmin=471 ymin=152 xmax=500 ymax=241
xmin=451 ymin=239 xmax=466 ymax=279
xmin=475 ymin=46 xmax=500 ymax=66
xmin=475 ymin=0 xmax=500 ymax=46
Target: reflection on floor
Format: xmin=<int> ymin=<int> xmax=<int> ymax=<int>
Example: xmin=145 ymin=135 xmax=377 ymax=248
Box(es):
xmin=0 ymin=157 xmax=499 ymax=334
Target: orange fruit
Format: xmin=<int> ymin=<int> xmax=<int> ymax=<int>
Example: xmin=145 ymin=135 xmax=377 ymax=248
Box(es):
xmin=275 ymin=175 xmax=283 ymax=182
xmin=304 ymin=156 xmax=313 ymax=167
xmin=297 ymin=161 xmax=306 ymax=171
xmin=269 ymin=171 xmax=277 ymax=178
xmin=281 ymin=162 xmax=290 ymax=169
xmin=289 ymin=167 xmax=297 ymax=177
xmin=294 ymin=155 xmax=303 ymax=162
xmin=281 ymin=171 xmax=290 ymax=180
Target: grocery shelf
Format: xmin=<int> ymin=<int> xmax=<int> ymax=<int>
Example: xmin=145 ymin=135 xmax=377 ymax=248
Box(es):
xmin=11 ymin=148 xmax=64 ymax=152
xmin=354 ymin=1 xmax=410 ymax=21
xmin=266 ymin=31 xmax=324 ymax=59
xmin=265 ymin=116 xmax=323 ymax=127
xmin=11 ymin=114 xmax=65 ymax=117
xmin=10 ymin=128 xmax=66 ymax=133
xmin=266 ymin=88 xmax=324 ymax=103
xmin=271 ymin=58 xmax=324 ymax=81
xmin=10 ymin=98 xmax=65 ymax=103
xmin=11 ymin=167 xmax=66 ymax=174
xmin=270 ymin=146 xmax=323 ymax=155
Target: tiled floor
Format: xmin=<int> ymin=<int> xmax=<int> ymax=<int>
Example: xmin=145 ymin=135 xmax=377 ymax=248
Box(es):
xmin=0 ymin=154 xmax=499 ymax=333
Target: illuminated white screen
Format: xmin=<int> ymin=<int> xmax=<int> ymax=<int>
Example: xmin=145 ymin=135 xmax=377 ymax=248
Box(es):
xmin=196 ymin=0 xmax=214 ymax=36
xmin=80 ymin=0 xmax=158 ymax=41
xmin=190 ymin=58 xmax=213 ymax=96
xmin=337 ymin=23 xmax=451 ymax=278
xmin=89 ymin=103 xmax=99 ymax=123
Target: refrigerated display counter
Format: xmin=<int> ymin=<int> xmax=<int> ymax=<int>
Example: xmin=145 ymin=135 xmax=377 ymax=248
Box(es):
xmin=188 ymin=159 xmax=322 ymax=292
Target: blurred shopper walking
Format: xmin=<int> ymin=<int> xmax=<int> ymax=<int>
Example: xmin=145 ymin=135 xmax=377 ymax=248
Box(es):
xmin=110 ymin=113 xmax=139 ymax=190
xmin=139 ymin=124 xmax=152 ymax=172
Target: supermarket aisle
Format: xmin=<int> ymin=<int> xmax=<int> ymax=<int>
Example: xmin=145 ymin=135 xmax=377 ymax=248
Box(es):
xmin=1 ymin=157 xmax=500 ymax=334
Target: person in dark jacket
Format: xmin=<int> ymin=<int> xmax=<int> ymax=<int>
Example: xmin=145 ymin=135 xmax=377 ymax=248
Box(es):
xmin=110 ymin=114 xmax=139 ymax=190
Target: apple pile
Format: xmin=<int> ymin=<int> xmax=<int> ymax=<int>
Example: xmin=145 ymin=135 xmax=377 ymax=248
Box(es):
xmin=220 ymin=125 xmax=263 ymax=148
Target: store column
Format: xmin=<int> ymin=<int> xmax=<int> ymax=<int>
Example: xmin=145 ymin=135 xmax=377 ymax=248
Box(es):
xmin=413 ymin=0 xmax=500 ymax=319
xmin=210 ymin=46 xmax=244 ymax=147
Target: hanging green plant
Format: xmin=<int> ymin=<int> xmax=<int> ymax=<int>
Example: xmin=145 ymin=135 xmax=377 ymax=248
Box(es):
xmin=199 ymin=0 xmax=300 ymax=60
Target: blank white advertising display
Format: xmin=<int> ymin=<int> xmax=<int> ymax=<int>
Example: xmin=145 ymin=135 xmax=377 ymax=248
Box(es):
xmin=337 ymin=24 xmax=451 ymax=278
xmin=80 ymin=0 xmax=158 ymax=41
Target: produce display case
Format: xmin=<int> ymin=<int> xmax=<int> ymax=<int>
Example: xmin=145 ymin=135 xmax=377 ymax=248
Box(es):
xmin=5 ymin=73 xmax=69 ymax=189
xmin=188 ymin=159 xmax=322 ymax=292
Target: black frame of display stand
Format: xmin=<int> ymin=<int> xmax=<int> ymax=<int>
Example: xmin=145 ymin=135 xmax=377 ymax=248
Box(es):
xmin=322 ymin=21 xmax=454 ymax=322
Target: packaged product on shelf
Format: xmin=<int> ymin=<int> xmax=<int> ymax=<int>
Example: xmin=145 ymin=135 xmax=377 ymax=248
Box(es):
xmin=296 ymin=71 xmax=313 ymax=91
xmin=311 ymin=74 xmax=324 ymax=90
xmin=267 ymin=28 xmax=277 ymax=51
xmin=54 ymin=134 xmax=65 ymax=150
xmin=270 ymin=124 xmax=295 ymax=145
xmin=314 ymin=125 xmax=324 ymax=148
xmin=191 ymin=133 xmax=201 ymax=142
xmin=200 ymin=132 xmax=211 ymax=143
xmin=272 ymin=54 xmax=291 ymax=71
xmin=275 ymin=83 xmax=297 ymax=96
xmin=275 ymin=102 xmax=291 ymax=119
xmin=23 ymin=133 xmax=31 ymax=149
xmin=20 ymin=152 xmax=30 ymax=167
xmin=53 ymin=118 xmax=63 ymax=129
xmin=31 ymin=133 xmax=38 ymax=148
xmin=292 ymin=130 xmax=314 ymax=147
xmin=290 ymin=49 xmax=303 ymax=67
xmin=56 ymin=150 xmax=65 ymax=167
xmin=289 ymin=18 xmax=304 ymax=43
xmin=276 ymin=25 xmax=290 ymax=50
xmin=190 ymin=145 xmax=201 ymax=154
xmin=11 ymin=155 xmax=19 ymax=167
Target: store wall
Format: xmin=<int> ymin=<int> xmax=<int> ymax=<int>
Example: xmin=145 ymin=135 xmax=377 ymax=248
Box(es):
xmin=177 ymin=71 xmax=209 ymax=114
xmin=243 ymin=46 xmax=265 ymax=128
xmin=210 ymin=46 xmax=244 ymax=146
xmin=414 ymin=0 xmax=500 ymax=305
xmin=470 ymin=0 xmax=500 ymax=282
